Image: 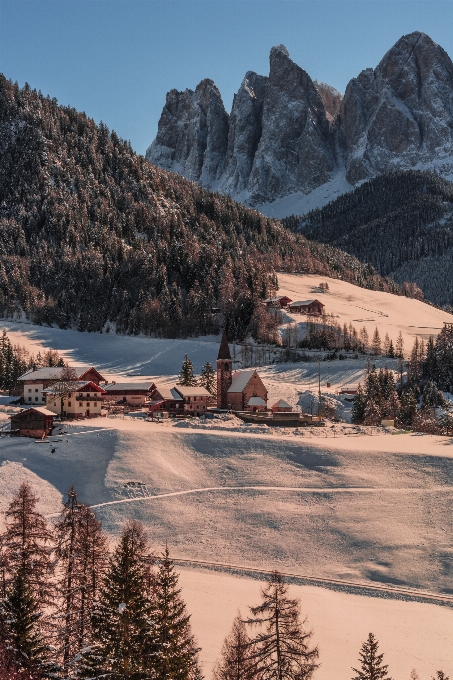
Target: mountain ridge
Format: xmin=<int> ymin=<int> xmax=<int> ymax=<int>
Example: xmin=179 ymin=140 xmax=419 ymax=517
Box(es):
xmin=147 ymin=31 xmax=453 ymax=217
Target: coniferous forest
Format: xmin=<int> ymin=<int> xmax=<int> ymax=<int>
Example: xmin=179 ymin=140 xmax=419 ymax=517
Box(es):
xmin=284 ymin=171 xmax=453 ymax=307
xmin=0 ymin=76 xmax=423 ymax=341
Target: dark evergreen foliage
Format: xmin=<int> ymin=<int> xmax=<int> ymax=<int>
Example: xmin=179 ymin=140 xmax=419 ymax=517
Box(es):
xmin=351 ymin=632 xmax=391 ymax=680
xmin=284 ymin=170 xmax=453 ymax=306
xmin=0 ymin=76 xmax=420 ymax=341
xmin=178 ymin=355 xmax=197 ymax=387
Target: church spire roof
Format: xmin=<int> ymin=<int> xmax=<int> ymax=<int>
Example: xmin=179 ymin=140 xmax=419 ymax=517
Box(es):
xmin=217 ymin=330 xmax=231 ymax=361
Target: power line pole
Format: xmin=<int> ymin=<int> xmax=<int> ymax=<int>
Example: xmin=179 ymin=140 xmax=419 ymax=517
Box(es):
xmin=318 ymin=358 xmax=321 ymax=419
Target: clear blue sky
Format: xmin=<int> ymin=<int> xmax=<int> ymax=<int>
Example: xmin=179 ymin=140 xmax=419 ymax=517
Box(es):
xmin=1 ymin=0 xmax=453 ymax=155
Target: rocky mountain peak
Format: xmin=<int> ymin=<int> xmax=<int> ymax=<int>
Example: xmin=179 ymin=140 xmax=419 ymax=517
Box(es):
xmin=147 ymin=32 xmax=453 ymax=217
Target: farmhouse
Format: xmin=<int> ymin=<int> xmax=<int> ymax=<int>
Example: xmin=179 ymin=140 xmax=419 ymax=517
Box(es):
xmin=45 ymin=381 xmax=106 ymax=419
xmin=289 ymin=299 xmax=324 ymax=315
xmin=10 ymin=407 xmax=55 ymax=438
xmin=148 ymin=384 xmax=210 ymax=415
xmin=19 ymin=366 xmax=106 ymax=405
xmin=264 ymin=295 xmax=292 ymax=308
xmin=103 ymin=381 xmax=155 ymax=405
xmin=271 ymin=399 xmax=293 ymax=412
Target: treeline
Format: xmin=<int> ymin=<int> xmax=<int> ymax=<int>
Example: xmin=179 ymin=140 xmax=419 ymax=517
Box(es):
xmin=283 ymin=170 xmax=453 ymax=306
xmin=0 ymin=76 xmax=423 ymax=341
xmin=0 ymin=483 xmax=201 ymax=679
xmin=352 ymin=325 xmax=453 ymax=434
xmin=0 ymin=330 xmax=64 ymax=391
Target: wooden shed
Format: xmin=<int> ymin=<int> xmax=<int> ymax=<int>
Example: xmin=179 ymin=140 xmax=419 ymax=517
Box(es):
xmin=288 ymin=299 xmax=324 ymax=315
xmin=10 ymin=407 xmax=55 ymax=438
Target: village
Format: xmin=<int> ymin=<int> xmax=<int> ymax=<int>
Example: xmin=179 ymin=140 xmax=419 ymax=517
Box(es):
xmin=8 ymin=330 xmax=325 ymax=439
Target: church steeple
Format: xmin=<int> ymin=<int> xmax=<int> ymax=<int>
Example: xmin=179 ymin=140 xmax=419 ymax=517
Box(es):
xmin=217 ymin=330 xmax=232 ymax=408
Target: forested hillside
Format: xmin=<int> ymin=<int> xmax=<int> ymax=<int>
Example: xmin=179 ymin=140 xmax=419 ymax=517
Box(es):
xmin=0 ymin=77 xmax=420 ymax=340
xmin=284 ymin=171 xmax=453 ymax=307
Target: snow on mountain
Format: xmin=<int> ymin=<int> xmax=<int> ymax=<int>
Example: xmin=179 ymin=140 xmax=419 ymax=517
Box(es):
xmin=147 ymin=31 xmax=453 ymax=218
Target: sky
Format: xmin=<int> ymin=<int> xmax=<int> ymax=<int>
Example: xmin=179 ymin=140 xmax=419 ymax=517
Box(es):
xmin=1 ymin=0 xmax=453 ymax=156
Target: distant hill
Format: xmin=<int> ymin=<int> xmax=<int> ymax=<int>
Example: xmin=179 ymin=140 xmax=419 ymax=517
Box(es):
xmin=284 ymin=170 xmax=453 ymax=307
xmin=0 ymin=76 xmax=420 ymax=341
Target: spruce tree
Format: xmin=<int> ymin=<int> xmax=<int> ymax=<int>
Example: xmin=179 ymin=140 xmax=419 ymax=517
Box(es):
xmin=247 ymin=571 xmax=319 ymax=680
xmin=80 ymin=520 xmax=153 ymax=680
xmin=351 ymin=633 xmax=391 ymax=680
xmin=363 ymin=399 xmax=381 ymax=426
xmin=351 ymin=385 xmax=367 ymax=424
xmin=152 ymin=545 xmax=201 ymax=680
xmin=432 ymin=672 xmax=449 ymax=680
xmin=198 ymin=362 xmax=216 ymax=397
xmin=178 ymin=355 xmax=197 ymax=387
xmin=3 ymin=483 xmax=54 ymax=606
xmin=3 ymin=569 xmax=47 ymax=671
xmin=371 ymin=328 xmax=382 ymax=356
xmin=213 ymin=613 xmax=257 ymax=680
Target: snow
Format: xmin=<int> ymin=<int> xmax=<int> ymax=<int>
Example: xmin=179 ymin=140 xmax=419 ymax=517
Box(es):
xmin=179 ymin=568 xmax=452 ymax=680
xmin=1 ymin=278 xmax=453 ymax=670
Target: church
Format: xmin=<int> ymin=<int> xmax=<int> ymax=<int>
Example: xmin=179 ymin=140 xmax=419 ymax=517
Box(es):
xmin=216 ymin=332 xmax=268 ymax=412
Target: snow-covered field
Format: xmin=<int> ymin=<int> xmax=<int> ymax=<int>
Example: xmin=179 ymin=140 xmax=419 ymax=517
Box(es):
xmin=180 ymin=568 xmax=452 ymax=680
xmin=1 ymin=276 xmax=453 ymax=674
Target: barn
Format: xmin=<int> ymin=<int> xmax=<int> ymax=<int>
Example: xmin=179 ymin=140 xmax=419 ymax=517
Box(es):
xmin=288 ymin=299 xmax=324 ymax=315
xmin=10 ymin=407 xmax=55 ymax=438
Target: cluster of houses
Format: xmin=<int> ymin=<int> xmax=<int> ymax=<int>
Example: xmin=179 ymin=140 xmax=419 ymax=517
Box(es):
xmin=265 ymin=296 xmax=325 ymax=315
xmin=9 ymin=333 xmax=298 ymax=438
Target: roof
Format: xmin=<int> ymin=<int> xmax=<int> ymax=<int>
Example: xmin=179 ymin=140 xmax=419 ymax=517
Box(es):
xmin=44 ymin=381 xmax=106 ymax=394
xmin=11 ymin=407 xmax=56 ymax=418
xmin=18 ymin=366 xmax=100 ymax=381
xmin=175 ymin=385 xmax=211 ymax=397
xmin=227 ymin=370 xmax=256 ymax=394
xmin=265 ymin=295 xmax=292 ymax=302
xmin=154 ymin=386 xmax=183 ymax=401
xmin=289 ymin=299 xmax=324 ymax=307
xmin=247 ymin=396 xmax=267 ymax=406
xmin=272 ymin=399 xmax=292 ymax=409
xmin=104 ymin=382 xmax=154 ymax=392
xmin=217 ymin=330 xmax=232 ymax=361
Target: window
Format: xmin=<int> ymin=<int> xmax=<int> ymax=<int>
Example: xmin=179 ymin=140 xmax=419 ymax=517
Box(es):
xmin=35 ymin=389 xmax=38 ymax=393
xmin=79 ymin=402 xmax=82 ymax=407
xmin=68 ymin=402 xmax=72 ymax=407
xmin=35 ymin=397 xmax=38 ymax=402
xmin=94 ymin=402 xmax=97 ymax=407
xmin=87 ymin=402 xmax=90 ymax=407
xmin=28 ymin=389 xmax=32 ymax=393
xmin=28 ymin=397 xmax=32 ymax=402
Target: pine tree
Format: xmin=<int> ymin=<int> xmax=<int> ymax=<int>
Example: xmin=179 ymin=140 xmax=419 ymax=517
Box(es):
xmin=213 ymin=613 xmax=258 ymax=680
xmin=247 ymin=571 xmax=319 ymax=680
xmin=351 ymin=633 xmax=392 ymax=680
xmin=363 ymin=398 xmax=381 ymax=426
xmin=422 ymin=380 xmax=444 ymax=409
xmin=396 ymin=331 xmax=404 ymax=359
xmin=3 ymin=483 xmax=54 ymax=605
xmin=399 ymin=389 xmax=418 ymax=426
xmin=371 ymin=328 xmax=381 ymax=356
xmin=198 ymin=361 xmax=216 ymax=397
xmin=3 ymin=569 xmax=47 ymax=671
xmin=351 ymin=385 xmax=367 ymax=424
xmin=54 ymin=488 xmax=108 ymax=671
xmin=178 ymin=355 xmax=197 ymax=387
xmin=152 ymin=545 xmax=201 ymax=680
xmin=80 ymin=520 xmax=152 ymax=680
xmin=381 ymin=390 xmax=400 ymax=420
xmin=387 ymin=340 xmax=395 ymax=358
xmin=432 ymin=672 xmax=449 ymax=680
xmin=383 ymin=334 xmax=390 ymax=356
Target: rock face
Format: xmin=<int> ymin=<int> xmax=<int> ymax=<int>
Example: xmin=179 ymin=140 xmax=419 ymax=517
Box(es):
xmin=247 ymin=45 xmax=334 ymax=203
xmin=147 ymin=32 xmax=453 ymax=212
xmin=146 ymin=79 xmax=229 ymax=185
xmin=340 ymin=32 xmax=453 ymax=183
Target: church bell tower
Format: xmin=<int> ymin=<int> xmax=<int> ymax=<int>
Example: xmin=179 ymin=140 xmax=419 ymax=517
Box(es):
xmin=217 ymin=330 xmax=232 ymax=409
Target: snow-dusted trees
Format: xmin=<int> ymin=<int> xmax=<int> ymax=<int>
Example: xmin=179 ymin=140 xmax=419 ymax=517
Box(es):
xmin=2 ymin=569 xmax=47 ymax=671
xmin=54 ymin=488 xmax=108 ymax=670
xmin=151 ymin=546 xmax=201 ymax=680
xmin=199 ymin=362 xmax=216 ymax=397
xmin=179 ymin=355 xmax=197 ymax=387
xmin=371 ymin=328 xmax=381 ymax=356
xmin=351 ymin=633 xmax=391 ymax=680
xmin=2 ymin=483 xmax=54 ymax=605
xmin=247 ymin=571 xmax=319 ymax=680
xmin=80 ymin=520 xmax=153 ymax=680
xmin=352 ymin=368 xmax=399 ymax=425
xmin=213 ymin=613 xmax=258 ymax=680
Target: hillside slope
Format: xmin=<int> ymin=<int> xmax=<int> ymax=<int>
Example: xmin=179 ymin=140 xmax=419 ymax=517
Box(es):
xmin=0 ymin=76 xmax=418 ymax=340
xmin=285 ymin=171 xmax=453 ymax=307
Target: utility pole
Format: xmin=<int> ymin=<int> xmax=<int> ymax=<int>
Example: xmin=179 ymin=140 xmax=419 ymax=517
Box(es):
xmin=318 ymin=358 xmax=321 ymax=419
